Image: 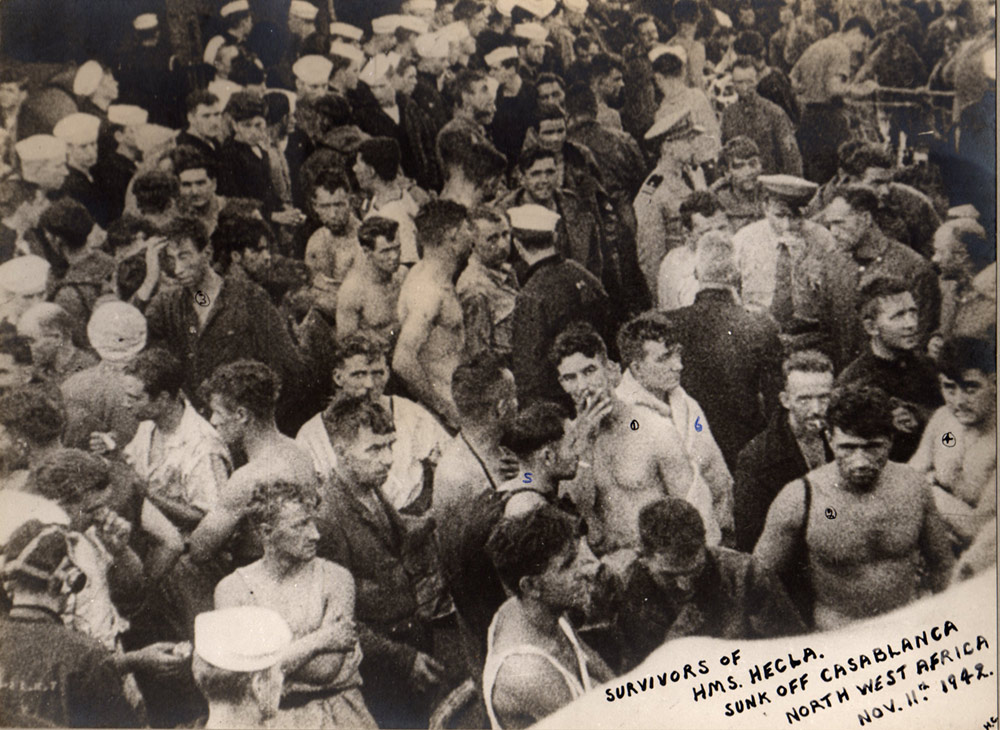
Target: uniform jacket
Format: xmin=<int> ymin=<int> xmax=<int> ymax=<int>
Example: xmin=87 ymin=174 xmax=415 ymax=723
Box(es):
xmin=61 ymin=167 xmax=112 ymax=229
xmin=216 ymin=139 xmax=280 ymax=216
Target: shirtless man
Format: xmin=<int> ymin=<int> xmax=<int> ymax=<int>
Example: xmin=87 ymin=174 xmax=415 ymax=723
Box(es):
xmin=393 ymin=200 xmax=472 ymax=431
xmin=909 ymin=336 xmax=996 ymax=553
xmin=336 ymin=216 xmax=404 ymax=347
xmin=551 ymin=322 xmax=696 ymax=554
xmin=483 ymin=505 xmax=613 ymax=728
xmin=304 ymin=168 xmax=360 ymax=316
xmin=755 ymin=384 xmax=954 ymax=631
xmin=189 ymin=360 xmax=317 ymax=564
xmin=214 ymin=480 xmax=376 ymax=728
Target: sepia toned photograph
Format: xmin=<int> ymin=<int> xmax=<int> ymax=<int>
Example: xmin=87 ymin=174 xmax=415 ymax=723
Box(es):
xmin=0 ymin=0 xmax=995 ymax=727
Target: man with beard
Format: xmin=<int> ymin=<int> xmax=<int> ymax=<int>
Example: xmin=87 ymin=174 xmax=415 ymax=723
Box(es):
xmin=734 ymin=350 xmax=834 ymax=552
xmin=587 ymin=53 xmax=626 ymax=131
xmin=838 ymin=277 xmax=944 ymax=462
xmin=710 ymin=136 xmax=765 ymax=232
xmin=177 ymin=91 xmax=226 ymax=168
xmin=909 ymin=337 xmax=996 ymax=554
xmin=394 ymin=200 xmax=472 ymax=432
xmin=754 ymin=384 xmax=954 ymax=631
xmin=483 ymin=505 xmax=612 ymax=728
xmin=614 ymin=498 xmax=805 ymax=672
xmin=295 ymin=333 xmax=449 ymax=513
xmin=215 ymin=480 xmax=377 ymax=728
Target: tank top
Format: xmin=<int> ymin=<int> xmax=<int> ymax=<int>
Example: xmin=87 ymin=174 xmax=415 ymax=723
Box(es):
xmin=482 ymin=611 xmax=592 ymax=729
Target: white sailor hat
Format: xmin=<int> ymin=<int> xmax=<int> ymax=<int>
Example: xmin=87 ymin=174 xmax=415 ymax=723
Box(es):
xmin=107 ymin=104 xmax=149 ymax=126
xmin=15 ymin=135 xmax=66 ymax=163
xmin=496 ymin=0 xmax=518 ymax=16
xmin=406 ymin=0 xmax=438 ymax=11
xmin=329 ymin=41 xmax=366 ymax=65
xmin=649 ymin=44 xmax=687 ymax=64
xmin=207 ymin=79 xmax=244 ymax=107
xmin=87 ymin=301 xmax=147 ymax=363
xmin=372 ymin=14 xmax=404 ymax=34
xmin=508 ymin=204 xmax=560 ymax=232
xmin=220 ymin=0 xmax=250 ymax=17
xmin=360 ymin=54 xmax=398 ymax=84
xmin=330 ymin=21 xmax=364 ymax=40
xmin=293 ymin=54 xmax=334 ymax=85
xmin=714 ymin=9 xmax=733 ymax=28
xmin=397 ymin=15 xmax=430 ymax=33
xmin=135 ymin=124 xmax=177 ymax=154
xmin=485 ymin=46 xmax=519 ymax=66
xmin=562 ymin=0 xmax=588 ymax=12
xmin=0 ymin=255 xmax=50 ymax=296
xmin=195 ymin=607 xmax=293 ymax=673
xmin=72 ymin=61 xmax=105 ymax=96
xmin=203 ymin=36 xmax=226 ymax=64
xmin=52 ymin=113 xmax=102 ymax=145
xmin=516 ymin=0 xmax=557 ymax=18
xmin=414 ymin=32 xmax=450 ymax=59
xmin=513 ymin=21 xmax=549 ymax=42
xmin=947 ymin=204 xmax=981 ymax=220
xmin=289 ymin=0 xmax=319 ymax=21
xmin=134 ymin=13 xmax=158 ymax=31
xmin=439 ymin=20 xmax=471 ymax=41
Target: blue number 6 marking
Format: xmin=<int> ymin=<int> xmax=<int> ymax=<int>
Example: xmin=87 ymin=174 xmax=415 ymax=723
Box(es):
xmin=694 ymin=416 xmax=703 ymax=432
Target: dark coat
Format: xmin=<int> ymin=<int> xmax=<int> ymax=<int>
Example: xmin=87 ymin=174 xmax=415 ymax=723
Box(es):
xmin=674 ymin=287 xmax=784 ymax=470
xmin=733 ymin=411 xmax=832 ymax=552
xmin=61 ymin=167 xmax=112 ymax=229
xmin=144 ymin=274 xmax=307 ymax=423
xmin=614 ymin=548 xmax=807 ymax=672
xmin=92 ymin=150 xmax=136 ymax=223
xmin=216 ymin=139 xmax=280 ymax=215
xmin=316 ymin=474 xmax=428 ymax=695
xmin=510 ymin=253 xmax=613 ymax=408
xmin=175 ymin=130 xmax=222 ymax=169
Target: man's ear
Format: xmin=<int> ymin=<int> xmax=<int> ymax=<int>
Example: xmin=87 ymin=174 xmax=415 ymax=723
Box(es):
xmin=778 ymin=389 xmax=790 ymax=411
xmin=235 ymin=405 xmax=251 ymax=424
xmin=518 ymin=574 xmax=538 ymax=598
xmin=861 ymin=316 xmax=878 ymax=338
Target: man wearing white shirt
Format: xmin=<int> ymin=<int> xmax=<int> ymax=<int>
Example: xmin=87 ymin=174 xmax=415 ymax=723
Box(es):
xmin=122 ymin=349 xmax=231 ymax=535
xmin=656 ymin=191 xmax=730 ymax=310
xmin=295 ymin=333 xmax=448 ymax=512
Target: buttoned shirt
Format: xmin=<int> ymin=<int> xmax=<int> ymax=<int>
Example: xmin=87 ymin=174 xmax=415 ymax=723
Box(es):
xmin=124 ymin=399 xmax=231 ymax=515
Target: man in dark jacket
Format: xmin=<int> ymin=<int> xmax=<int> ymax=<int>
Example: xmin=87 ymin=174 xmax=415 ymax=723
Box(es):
xmin=733 ymin=349 xmax=834 ymax=552
xmin=506 ymin=203 xmax=613 ymax=407
xmin=674 ymin=231 xmax=782 ymax=469
xmin=315 ymin=395 xmax=454 ymax=729
xmin=144 ymin=216 xmax=308 ymax=429
xmin=0 ymin=520 xmax=139 ymax=728
xmin=614 ymin=498 xmax=805 ymax=673
xmin=216 ymin=91 xmax=281 ymax=217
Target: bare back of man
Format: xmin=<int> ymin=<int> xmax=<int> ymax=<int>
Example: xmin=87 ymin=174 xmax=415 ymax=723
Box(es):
xmin=394 ymin=260 xmax=465 ymax=427
xmin=190 ymin=437 xmax=317 ymax=562
xmin=760 ymin=461 xmax=952 ymax=631
xmin=587 ymin=400 xmax=695 ymax=552
xmin=336 ymin=261 xmax=404 ymax=345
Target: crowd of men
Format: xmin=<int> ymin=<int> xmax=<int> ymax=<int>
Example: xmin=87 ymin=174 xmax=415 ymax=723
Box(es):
xmin=0 ymin=0 xmax=995 ymax=727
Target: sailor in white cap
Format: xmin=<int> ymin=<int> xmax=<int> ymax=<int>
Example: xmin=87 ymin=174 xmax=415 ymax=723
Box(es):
xmin=330 ymin=21 xmax=364 ymax=43
xmin=327 ymin=43 xmax=365 ymax=96
xmin=516 ymin=0 xmax=557 ymax=19
xmin=52 ymin=113 xmax=109 ymax=226
xmin=220 ymin=0 xmax=256 ymax=72
xmin=513 ymin=22 xmax=550 ymax=80
xmin=192 ymin=607 xmax=292 ymax=728
xmin=92 ymin=105 xmax=148 ymax=222
xmin=0 ymin=255 xmax=50 ymax=327
xmin=288 ymin=1 xmax=319 ymax=40
xmin=293 ymin=55 xmax=334 ymax=100
xmin=410 ymin=34 xmax=451 ymax=130
xmin=73 ymin=60 xmax=119 ymax=116
xmin=15 ymin=135 xmax=68 ymax=192
xmin=402 ymin=0 xmax=438 ymax=21
xmin=368 ymin=15 xmax=403 ymax=55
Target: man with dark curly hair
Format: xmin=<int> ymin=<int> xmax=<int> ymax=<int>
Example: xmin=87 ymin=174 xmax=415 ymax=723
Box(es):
xmin=754 ymin=383 xmax=954 ymax=631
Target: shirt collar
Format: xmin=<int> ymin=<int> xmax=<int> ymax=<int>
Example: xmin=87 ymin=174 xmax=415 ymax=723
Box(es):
xmin=524 ymin=252 xmax=562 ymax=280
